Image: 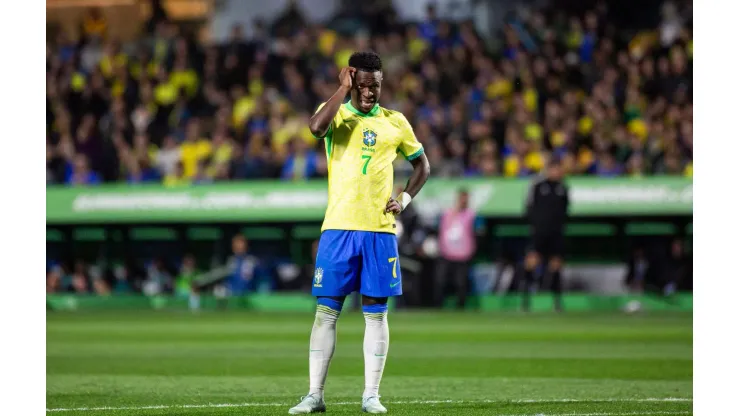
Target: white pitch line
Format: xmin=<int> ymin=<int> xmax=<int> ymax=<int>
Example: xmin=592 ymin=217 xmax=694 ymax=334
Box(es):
xmin=46 ymin=398 xmax=693 ymax=413
xmin=506 ymin=413 xmax=690 ymax=416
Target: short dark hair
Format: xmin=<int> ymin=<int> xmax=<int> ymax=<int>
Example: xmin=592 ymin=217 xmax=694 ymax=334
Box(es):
xmin=348 ymin=51 xmax=382 ymax=72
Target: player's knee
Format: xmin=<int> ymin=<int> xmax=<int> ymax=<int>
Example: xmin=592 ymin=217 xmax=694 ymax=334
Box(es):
xmin=361 ymin=295 xmax=388 ymax=306
xmin=316 ymin=296 xmax=345 ymax=320
xmin=362 ymin=297 xmax=388 ymax=324
xmin=362 ymin=302 xmax=388 ymax=324
xmin=525 ymin=252 xmax=540 ymax=270
xmin=548 ymin=257 xmax=562 ymax=272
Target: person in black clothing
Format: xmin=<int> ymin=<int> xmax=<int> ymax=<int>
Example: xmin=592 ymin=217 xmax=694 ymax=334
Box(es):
xmin=624 ymin=246 xmax=654 ymax=294
xmin=522 ymin=158 xmax=570 ymax=311
xmin=395 ymin=185 xmax=426 ymax=308
xmin=664 ymin=238 xmax=692 ymax=294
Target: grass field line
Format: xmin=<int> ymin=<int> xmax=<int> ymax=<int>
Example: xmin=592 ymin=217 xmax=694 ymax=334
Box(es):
xmin=46 ymin=398 xmax=693 ymax=413
xmin=514 ymin=413 xmax=689 ymax=416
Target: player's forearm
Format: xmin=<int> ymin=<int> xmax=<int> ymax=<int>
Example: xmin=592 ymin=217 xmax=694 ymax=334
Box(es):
xmin=403 ymin=154 xmax=431 ymax=198
xmin=309 ymin=86 xmax=350 ymax=138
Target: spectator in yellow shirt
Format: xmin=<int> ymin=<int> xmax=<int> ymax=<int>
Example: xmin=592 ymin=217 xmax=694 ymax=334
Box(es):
xmin=180 ymin=120 xmax=212 ymax=178
xmin=271 ymin=113 xmax=314 ymax=158
xmin=504 ymin=139 xmax=537 ymax=177
xmin=208 ymin=131 xmax=233 ymax=177
xmin=318 ymin=29 xmax=337 ymax=57
xmin=154 ymin=68 xmax=177 ymax=107
xmin=486 ymin=72 xmax=513 ymax=100
xmin=520 ymin=72 xmax=539 ymax=112
xmin=170 ymin=57 xmax=199 ymax=98
xmin=406 ymin=25 xmax=429 ymax=64
xmin=231 ymin=85 xmax=255 ymax=131
xmin=524 ymin=141 xmax=546 ymax=173
xmin=81 ymin=7 xmax=107 ymax=43
xmin=99 ymin=42 xmax=127 ymax=79
xmin=334 ymin=39 xmax=355 ymax=70
xmin=163 ymin=161 xmax=190 ymax=187
xmin=576 ymin=147 xmax=596 ymax=174
xmin=130 ymin=48 xmax=159 ymax=81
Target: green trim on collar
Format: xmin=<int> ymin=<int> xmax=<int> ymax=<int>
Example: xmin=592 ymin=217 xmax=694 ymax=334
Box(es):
xmin=344 ymin=101 xmax=380 ymax=117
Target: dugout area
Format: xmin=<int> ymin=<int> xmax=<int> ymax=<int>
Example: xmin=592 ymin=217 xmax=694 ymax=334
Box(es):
xmin=47 ymin=216 xmax=692 ymax=267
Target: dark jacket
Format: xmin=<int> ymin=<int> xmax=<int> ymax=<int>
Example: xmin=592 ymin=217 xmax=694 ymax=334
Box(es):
xmin=525 ymin=177 xmax=570 ymax=235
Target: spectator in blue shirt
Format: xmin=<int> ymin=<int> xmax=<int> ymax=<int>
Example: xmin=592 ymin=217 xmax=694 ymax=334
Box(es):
xmin=244 ymin=131 xmax=273 ymax=178
xmin=432 ymin=21 xmax=460 ymax=52
xmin=127 ymin=157 xmax=161 ymax=184
xmin=595 ymin=152 xmax=624 ymax=177
xmin=281 ymin=137 xmax=318 ymax=180
xmin=226 ymin=234 xmax=258 ymax=296
xmin=66 ymin=154 xmax=102 ymax=186
xmin=55 ymin=32 xmax=77 ymax=64
xmin=418 ymin=3 xmax=439 ymax=43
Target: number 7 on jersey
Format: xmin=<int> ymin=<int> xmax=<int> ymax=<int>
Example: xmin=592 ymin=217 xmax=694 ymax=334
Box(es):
xmin=361 ymin=155 xmax=372 ymax=175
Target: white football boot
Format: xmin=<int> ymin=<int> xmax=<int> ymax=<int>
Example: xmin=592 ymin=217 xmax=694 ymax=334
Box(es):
xmin=361 ymin=396 xmax=388 ymax=413
xmin=288 ymin=394 xmax=326 ymax=414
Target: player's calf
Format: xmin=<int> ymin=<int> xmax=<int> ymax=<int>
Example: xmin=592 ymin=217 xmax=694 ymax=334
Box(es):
xmin=362 ymin=300 xmax=389 ymax=413
xmin=310 ymin=297 xmax=344 ymax=398
xmin=290 ymin=297 xmax=344 ymax=414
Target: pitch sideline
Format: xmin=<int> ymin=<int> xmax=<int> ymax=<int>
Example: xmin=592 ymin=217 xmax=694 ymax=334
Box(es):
xmin=46 ymin=397 xmax=693 ymax=413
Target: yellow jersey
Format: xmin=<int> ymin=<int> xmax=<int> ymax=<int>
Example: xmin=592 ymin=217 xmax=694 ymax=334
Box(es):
xmin=314 ymin=101 xmax=424 ymax=234
xmin=180 ymin=140 xmax=212 ymax=178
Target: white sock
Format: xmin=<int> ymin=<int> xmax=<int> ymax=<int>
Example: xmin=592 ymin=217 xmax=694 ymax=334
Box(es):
xmin=363 ymin=310 xmax=389 ymax=398
xmin=308 ymin=305 xmax=340 ymax=398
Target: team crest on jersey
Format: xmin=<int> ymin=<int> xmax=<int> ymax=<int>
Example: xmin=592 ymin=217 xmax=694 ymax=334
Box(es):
xmin=313 ymin=267 xmax=323 ymax=287
xmin=362 ymin=129 xmax=377 ymax=147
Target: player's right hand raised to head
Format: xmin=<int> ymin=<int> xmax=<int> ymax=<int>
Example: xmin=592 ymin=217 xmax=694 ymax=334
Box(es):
xmin=339 ymin=67 xmax=355 ymax=90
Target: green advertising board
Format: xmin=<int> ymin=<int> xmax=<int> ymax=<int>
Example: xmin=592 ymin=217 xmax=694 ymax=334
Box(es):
xmin=46 ymin=177 xmax=692 ymax=224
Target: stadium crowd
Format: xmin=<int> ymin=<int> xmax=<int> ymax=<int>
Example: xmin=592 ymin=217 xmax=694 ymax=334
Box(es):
xmin=46 ymin=0 xmax=693 ymax=187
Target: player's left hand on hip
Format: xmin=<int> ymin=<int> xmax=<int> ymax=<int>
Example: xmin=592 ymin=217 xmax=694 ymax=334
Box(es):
xmin=385 ymin=198 xmax=403 ymax=215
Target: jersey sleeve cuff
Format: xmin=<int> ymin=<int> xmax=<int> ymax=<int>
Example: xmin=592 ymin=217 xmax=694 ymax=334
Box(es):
xmin=405 ymin=147 xmax=425 ymax=161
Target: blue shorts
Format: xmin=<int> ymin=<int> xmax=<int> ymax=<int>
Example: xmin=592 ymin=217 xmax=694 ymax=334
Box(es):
xmin=312 ymin=230 xmax=402 ymax=298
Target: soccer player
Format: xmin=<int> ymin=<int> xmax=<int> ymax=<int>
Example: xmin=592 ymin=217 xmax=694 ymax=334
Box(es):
xmin=289 ymin=51 xmax=430 ymax=414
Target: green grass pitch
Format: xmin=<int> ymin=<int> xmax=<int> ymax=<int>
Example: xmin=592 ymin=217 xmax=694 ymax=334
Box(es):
xmin=47 ymin=310 xmax=692 ymax=415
